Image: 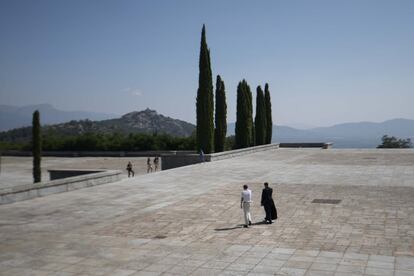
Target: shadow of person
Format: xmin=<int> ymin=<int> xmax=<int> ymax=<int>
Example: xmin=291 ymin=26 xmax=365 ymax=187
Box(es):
xmin=214 ymin=224 xmax=245 ymax=231
xmin=214 ymin=220 xmax=269 ymax=231
xmin=251 ymin=220 xmax=268 ymax=225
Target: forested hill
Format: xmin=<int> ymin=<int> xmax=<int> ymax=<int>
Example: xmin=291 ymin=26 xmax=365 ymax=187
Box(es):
xmin=0 ymin=109 xmax=195 ymax=142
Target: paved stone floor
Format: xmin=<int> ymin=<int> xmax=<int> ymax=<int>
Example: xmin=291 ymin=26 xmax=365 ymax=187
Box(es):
xmin=0 ymin=149 xmax=413 ymax=275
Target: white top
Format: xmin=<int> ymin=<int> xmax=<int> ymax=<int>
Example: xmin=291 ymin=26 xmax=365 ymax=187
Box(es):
xmin=241 ymin=189 xmax=252 ymax=202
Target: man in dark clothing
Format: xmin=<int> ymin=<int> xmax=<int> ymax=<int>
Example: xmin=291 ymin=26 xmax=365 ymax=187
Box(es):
xmin=261 ymin=182 xmax=277 ymax=224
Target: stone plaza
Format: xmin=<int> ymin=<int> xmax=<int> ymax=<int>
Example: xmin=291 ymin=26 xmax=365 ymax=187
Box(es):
xmin=0 ymin=148 xmax=414 ymax=275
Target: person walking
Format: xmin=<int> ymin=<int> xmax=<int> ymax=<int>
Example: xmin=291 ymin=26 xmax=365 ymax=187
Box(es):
xmin=241 ymin=184 xmax=252 ymax=228
xmin=147 ymin=157 xmax=153 ymax=173
xmin=261 ymin=182 xmax=277 ymax=224
xmin=126 ymin=161 xmax=134 ymax=177
xmin=153 ymin=157 xmax=159 ymax=171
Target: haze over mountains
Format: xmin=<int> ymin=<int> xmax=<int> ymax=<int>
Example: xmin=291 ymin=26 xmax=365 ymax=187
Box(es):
xmin=0 ymin=104 xmax=116 ymax=131
xmin=228 ymin=119 xmax=414 ymax=148
xmin=0 ymin=107 xmax=195 ymax=142
xmin=1 ymin=105 xmax=413 ymax=148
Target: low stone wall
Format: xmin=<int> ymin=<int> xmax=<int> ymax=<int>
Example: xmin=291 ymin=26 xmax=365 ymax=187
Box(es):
xmin=161 ymin=154 xmax=201 ymax=170
xmin=0 ymin=170 xmax=122 ymax=205
xmin=49 ymin=169 xmax=103 ymax=180
xmin=279 ymin=142 xmax=333 ymax=149
xmin=209 ymin=143 xmax=280 ymax=161
xmin=161 ymin=144 xmax=280 ymax=170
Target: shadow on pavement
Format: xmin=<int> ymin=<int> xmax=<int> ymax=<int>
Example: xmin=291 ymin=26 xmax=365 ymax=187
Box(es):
xmin=214 ymin=220 xmax=269 ymax=231
xmin=214 ymin=225 xmax=244 ymax=231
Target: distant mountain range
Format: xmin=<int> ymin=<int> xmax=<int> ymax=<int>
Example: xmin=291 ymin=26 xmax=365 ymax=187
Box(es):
xmin=0 ymin=108 xmax=195 ymax=142
xmin=228 ymin=119 xmax=414 ymax=148
xmin=0 ymin=104 xmax=117 ymax=131
xmin=1 ymin=104 xmax=413 ymax=148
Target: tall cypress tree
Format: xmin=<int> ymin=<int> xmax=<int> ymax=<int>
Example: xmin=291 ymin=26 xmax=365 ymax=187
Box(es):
xmin=246 ymin=82 xmax=255 ymax=147
xmin=264 ymin=83 xmax=273 ymax=144
xmin=235 ymin=81 xmax=245 ymax=148
xmin=32 ymin=110 xmax=41 ymax=183
xmin=246 ymin=82 xmax=254 ymax=146
xmin=254 ymin=86 xmax=266 ymax=145
xmin=196 ymin=25 xmax=214 ymax=153
xmin=214 ymin=75 xmax=227 ymax=152
xmin=235 ymin=80 xmax=253 ymax=148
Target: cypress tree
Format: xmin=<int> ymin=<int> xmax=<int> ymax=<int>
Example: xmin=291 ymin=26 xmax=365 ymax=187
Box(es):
xmin=235 ymin=80 xmax=253 ymax=148
xmin=196 ymin=24 xmax=214 ymax=153
xmin=246 ymin=82 xmax=254 ymax=146
xmin=235 ymin=81 xmax=245 ymax=148
xmin=214 ymin=75 xmax=227 ymax=152
xmin=254 ymin=86 xmax=266 ymax=145
xmin=32 ymin=110 xmax=41 ymax=183
xmin=264 ymin=83 xmax=273 ymax=144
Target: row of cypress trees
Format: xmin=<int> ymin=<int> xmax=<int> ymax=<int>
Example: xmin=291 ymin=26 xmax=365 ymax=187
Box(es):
xmin=235 ymin=80 xmax=254 ymax=148
xmin=196 ymin=25 xmax=272 ymax=152
xmin=235 ymin=81 xmax=272 ymax=149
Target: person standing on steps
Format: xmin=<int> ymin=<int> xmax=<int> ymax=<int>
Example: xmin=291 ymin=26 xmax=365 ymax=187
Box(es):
xmin=126 ymin=161 xmax=134 ymax=177
xmin=241 ymin=184 xmax=252 ymax=228
xmin=261 ymin=182 xmax=277 ymax=224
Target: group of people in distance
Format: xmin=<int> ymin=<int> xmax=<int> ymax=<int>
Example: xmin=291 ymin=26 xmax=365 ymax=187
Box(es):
xmin=147 ymin=157 xmax=159 ymax=173
xmin=241 ymin=182 xmax=277 ymax=228
xmin=125 ymin=157 xmax=160 ymax=177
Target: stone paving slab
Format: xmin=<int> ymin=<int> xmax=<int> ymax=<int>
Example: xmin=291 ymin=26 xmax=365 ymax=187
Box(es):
xmin=92 ymin=183 xmax=414 ymax=257
xmin=0 ymin=149 xmax=414 ymax=275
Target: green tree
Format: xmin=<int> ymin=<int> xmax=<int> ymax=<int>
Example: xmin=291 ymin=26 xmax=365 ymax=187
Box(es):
xmin=196 ymin=24 xmax=214 ymax=153
xmin=377 ymin=135 xmax=412 ymax=148
xmin=214 ymin=75 xmax=227 ymax=152
xmin=235 ymin=80 xmax=254 ymax=148
xmin=247 ymin=82 xmax=254 ymax=146
xmin=264 ymin=83 xmax=273 ymax=144
xmin=32 ymin=110 xmax=42 ymax=183
xmin=254 ymin=86 xmax=266 ymax=145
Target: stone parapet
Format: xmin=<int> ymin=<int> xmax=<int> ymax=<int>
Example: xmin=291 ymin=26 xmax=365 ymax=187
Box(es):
xmin=161 ymin=143 xmax=280 ymax=170
xmin=48 ymin=169 xmax=102 ymax=180
xmin=0 ymin=170 xmax=122 ymax=205
xmin=209 ymin=143 xmax=280 ymax=161
xmin=279 ymin=142 xmax=333 ymax=149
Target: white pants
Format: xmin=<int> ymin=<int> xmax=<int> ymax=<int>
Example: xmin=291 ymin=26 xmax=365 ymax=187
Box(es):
xmin=243 ymin=202 xmax=251 ymax=225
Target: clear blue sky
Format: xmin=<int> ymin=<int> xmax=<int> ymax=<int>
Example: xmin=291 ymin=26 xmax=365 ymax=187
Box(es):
xmin=1 ymin=0 xmax=413 ymax=127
